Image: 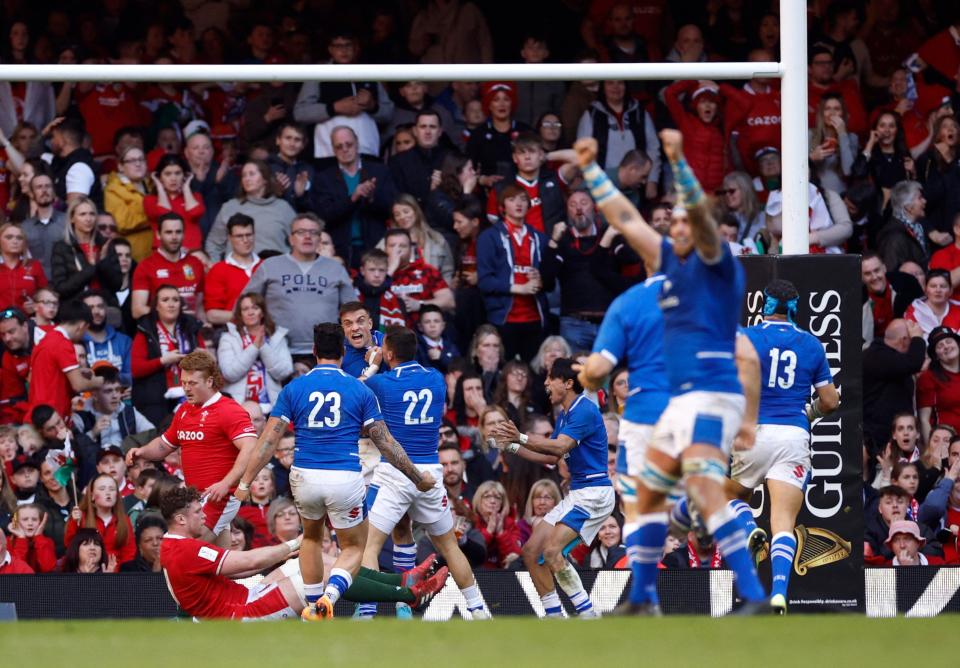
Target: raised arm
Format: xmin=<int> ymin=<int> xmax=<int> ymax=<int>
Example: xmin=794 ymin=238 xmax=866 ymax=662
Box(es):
xmin=574 ymin=137 xmax=662 ymax=272
xmin=659 ymin=129 xmax=722 ymax=261
xmin=364 ymin=420 xmax=435 ymax=491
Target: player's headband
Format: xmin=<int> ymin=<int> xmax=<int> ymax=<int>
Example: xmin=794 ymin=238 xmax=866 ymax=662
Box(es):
xmin=762 ymin=290 xmax=798 ymax=323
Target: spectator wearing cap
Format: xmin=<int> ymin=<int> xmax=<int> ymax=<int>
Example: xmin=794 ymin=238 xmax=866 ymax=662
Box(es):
xmin=467 ymin=82 xmax=532 ymax=182
xmin=28 ymin=300 xmax=103 ymax=420
xmin=863 ymin=318 xmax=926 ymax=450
xmin=664 ymin=78 xmax=752 ymax=194
xmin=877 ymin=180 xmax=930 ymax=271
xmin=266 ymin=121 xmax=315 ymax=211
xmin=103 ymin=144 xmax=153 ymax=262
xmin=577 ymin=80 xmax=660 ymax=199
xmin=94 ymin=445 xmax=134 ymax=498
xmin=0 ymin=221 xmax=47 ymax=314
xmin=883 ymin=520 xmax=945 ymax=566
xmin=904 ymin=269 xmax=960 ymax=339
xmin=861 ymin=252 xmax=923 ymax=345
xmin=864 ymin=485 xmax=938 ymax=562
xmin=917 ymin=327 xmax=960 ymax=440
xmin=313 ymin=125 xmax=396 ymax=267
xmin=10 ymin=454 xmax=41 ymax=503
xmin=389 ymin=109 xmax=452 ymax=207
xmin=0 ymin=306 xmax=39 ymax=424
xmin=205 ymin=160 xmax=296 ymax=261
xmin=293 ymin=30 xmax=394 ymax=159
xmin=73 ymin=366 xmax=153 ymax=451
xmin=203 ymin=214 xmax=262 ymax=326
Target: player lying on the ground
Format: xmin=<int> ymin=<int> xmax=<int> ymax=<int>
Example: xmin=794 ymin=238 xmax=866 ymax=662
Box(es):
xmin=491 ymin=358 xmax=614 ymax=618
xmin=236 ymin=323 xmax=436 ymax=620
xmin=572 ymin=132 xmax=770 ymax=614
xmin=359 ymin=326 xmax=490 ymax=619
xmin=159 ymin=485 xmax=448 ymax=620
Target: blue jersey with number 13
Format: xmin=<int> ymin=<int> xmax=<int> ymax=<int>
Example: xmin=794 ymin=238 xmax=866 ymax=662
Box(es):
xmin=271 ymin=364 xmax=383 ymax=471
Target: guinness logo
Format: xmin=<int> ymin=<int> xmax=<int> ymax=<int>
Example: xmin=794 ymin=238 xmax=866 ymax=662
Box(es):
xmin=793 ymin=525 xmax=851 ymax=576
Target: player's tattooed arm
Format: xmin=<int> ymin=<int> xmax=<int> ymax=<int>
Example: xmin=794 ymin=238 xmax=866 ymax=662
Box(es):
xmin=237 ymin=417 xmax=285 ymax=496
xmin=365 ymin=420 xmax=424 ymax=486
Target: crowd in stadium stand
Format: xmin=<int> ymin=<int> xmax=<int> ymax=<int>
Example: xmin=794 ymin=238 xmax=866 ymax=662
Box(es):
xmin=2 ymin=0 xmax=960 ymax=577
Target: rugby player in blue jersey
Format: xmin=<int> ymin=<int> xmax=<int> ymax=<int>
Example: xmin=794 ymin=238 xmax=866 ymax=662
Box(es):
xmin=237 ymin=323 xmax=437 ymax=620
xmin=733 ymin=279 xmax=839 ymax=613
xmin=491 ymin=358 xmax=614 ymax=618
xmin=573 ymin=130 xmax=770 ymax=613
xmin=357 ymin=326 xmax=490 ymax=619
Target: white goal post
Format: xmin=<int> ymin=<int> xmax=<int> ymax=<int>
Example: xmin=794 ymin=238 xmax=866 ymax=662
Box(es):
xmin=0 ymin=1 xmax=808 ymax=254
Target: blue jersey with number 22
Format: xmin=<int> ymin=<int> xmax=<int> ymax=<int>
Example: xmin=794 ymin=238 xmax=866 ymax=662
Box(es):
xmin=366 ymin=362 xmax=445 ymax=465
xmin=271 ymin=364 xmax=383 ymax=471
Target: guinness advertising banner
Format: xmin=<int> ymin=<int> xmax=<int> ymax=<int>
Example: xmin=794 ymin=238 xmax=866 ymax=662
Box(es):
xmin=740 ymin=255 xmax=864 ymax=612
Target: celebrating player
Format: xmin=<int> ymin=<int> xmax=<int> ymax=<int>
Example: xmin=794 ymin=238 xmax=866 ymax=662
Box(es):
xmin=126 ymin=351 xmax=258 ymax=546
xmin=235 ymin=322 xmax=436 ymax=621
xmin=731 ymin=279 xmax=839 ymax=613
xmin=159 ymin=486 xmax=449 ymax=621
xmin=574 ymin=131 xmax=769 ymax=613
xmin=359 ymin=326 xmax=490 ymax=619
xmin=576 ymin=273 xmax=671 ymax=614
xmin=491 ymin=358 xmax=613 ymax=618
xmin=339 ymin=302 xmax=385 ymax=380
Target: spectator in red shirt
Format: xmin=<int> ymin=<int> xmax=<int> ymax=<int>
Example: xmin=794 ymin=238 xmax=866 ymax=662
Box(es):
xmin=5 ymin=503 xmax=56 ymax=572
xmin=384 ymin=228 xmax=454 ymax=328
xmin=204 ymin=213 xmax=262 ymax=326
xmin=74 ymin=83 xmax=144 ymax=159
xmin=143 ymin=154 xmax=205 ymax=252
xmin=64 ymin=472 xmax=135 ymax=567
xmin=0 ymin=221 xmax=47 ymax=313
xmin=472 ymin=480 xmax=521 ymax=569
xmin=929 ymin=213 xmax=960 ymax=299
xmin=28 ymin=299 xmax=104 ymax=419
xmin=0 ymin=307 xmax=38 ymax=423
xmin=918 ymin=327 xmax=960 ymax=440
xmin=731 ymin=49 xmax=782 ymax=174
xmin=0 ymin=527 xmax=33 ymax=574
xmin=50 ymin=197 xmax=106 ymax=301
xmin=131 ymin=213 xmax=206 ymax=320
xmin=807 ymin=46 xmax=867 ymax=138
xmin=237 ymin=467 xmax=276 ymax=548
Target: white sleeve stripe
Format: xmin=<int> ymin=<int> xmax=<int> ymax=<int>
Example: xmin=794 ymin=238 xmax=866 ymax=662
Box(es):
xmin=62 ymin=364 xmax=80 ymax=372
xmin=363 ymin=417 xmax=376 ymax=426
xmin=216 ymin=550 xmax=229 ymax=576
xmin=600 ymin=350 xmax=619 ymax=365
xmin=278 ymin=415 xmax=291 ymax=423
xmin=160 ymin=434 xmax=179 ymax=449
xmin=813 ymin=380 xmax=831 ymax=388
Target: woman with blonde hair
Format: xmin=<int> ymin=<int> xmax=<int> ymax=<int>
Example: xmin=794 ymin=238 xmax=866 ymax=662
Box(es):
xmin=717 ymin=170 xmax=763 ymax=244
xmin=378 ymin=193 xmax=455 ymax=283
xmin=0 ymin=221 xmax=46 ymax=312
xmin=517 ymin=478 xmax=562 ymax=544
xmin=472 ymin=479 xmax=522 ymax=569
xmin=50 ymin=196 xmax=106 ymax=300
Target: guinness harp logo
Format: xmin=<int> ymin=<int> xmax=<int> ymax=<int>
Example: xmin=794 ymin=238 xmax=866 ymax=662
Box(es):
xmin=793 ymin=525 xmax=851 ymax=576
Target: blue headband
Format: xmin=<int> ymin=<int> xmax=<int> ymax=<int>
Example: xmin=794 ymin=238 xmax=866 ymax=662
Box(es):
xmin=763 ymin=291 xmax=798 ymax=323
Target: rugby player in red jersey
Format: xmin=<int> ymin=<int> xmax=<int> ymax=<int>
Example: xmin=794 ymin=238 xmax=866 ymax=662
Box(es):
xmin=127 ymin=351 xmax=258 ymax=546
xmin=159 ymin=485 xmax=449 ymax=621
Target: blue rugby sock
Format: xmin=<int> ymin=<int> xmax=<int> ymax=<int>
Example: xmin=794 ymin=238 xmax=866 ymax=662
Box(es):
xmin=626 ymin=513 xmax=668 ymax=605
xmin=393 ymin=543 xmax=416 ymax=574
xmin=728 ymin=499 xmax=758 ymax=534
xmin=770 ymin=531 xmax=797 ymax=600
xmin=707 ymin=505 xmax=766 ymax=603
xmin=324 ymin=568 xmax=352 ymax=605
xmin=670 ymin=496 xmax=692 ymax=533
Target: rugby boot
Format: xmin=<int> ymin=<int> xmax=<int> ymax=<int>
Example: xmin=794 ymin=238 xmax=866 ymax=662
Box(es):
xmin=301 ymin=595 xmax=335 ymax=621
xmin=411 ymin=566 xmax=449 ymax=608
xmin=401 ymin=552 xmax=437 ymax=588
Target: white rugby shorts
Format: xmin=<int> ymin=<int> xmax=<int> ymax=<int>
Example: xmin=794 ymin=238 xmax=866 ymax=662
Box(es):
xmin=367 ymin=462 xmax=453 ymax=536
xmin=619 ymin=419 xmax=655 ymax=477
xmin=731 ymin=424 xmax=811 ymax=490
xmin=543 ymin=485 xmax=616 ymax=545
xmin=289 ymin=467 xmax=366 ymax=529
xmin=650 ymin=391 xmax=745 ymax=460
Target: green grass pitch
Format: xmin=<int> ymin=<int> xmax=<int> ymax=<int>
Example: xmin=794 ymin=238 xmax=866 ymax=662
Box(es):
xmin=2 ymin=616 xmax=956 ymax=667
